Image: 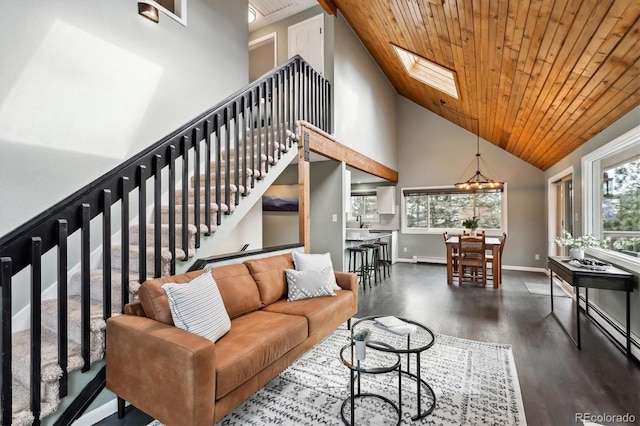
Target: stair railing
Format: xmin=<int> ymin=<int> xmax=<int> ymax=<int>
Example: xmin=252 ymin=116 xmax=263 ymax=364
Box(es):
xmin=0 ymin=55 xmax=330 ymax=425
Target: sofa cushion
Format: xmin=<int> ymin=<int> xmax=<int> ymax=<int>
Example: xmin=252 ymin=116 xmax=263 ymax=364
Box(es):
xmin=210 ymin=263 xmax=262 ymax=319
xmin=285 ymin=267 xmax=336 ymax=301
xmin=139 ymin=270 xmax=204 ymax=325
xmin=162 ymin=272 xmax=231 ymax=343
xmin=292 ymin=251 xmax=340 ymax=291
xmin=263 ymin=290 xmax=355 ymax=336
xmin=244 ymin=253 xmax=294 ymax=306
xmin=214 ymin=310 xmax=307 ymax=399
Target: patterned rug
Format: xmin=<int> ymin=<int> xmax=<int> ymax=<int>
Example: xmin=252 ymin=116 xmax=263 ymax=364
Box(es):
xmin=151 ymin=323 xmax=527 ymax=425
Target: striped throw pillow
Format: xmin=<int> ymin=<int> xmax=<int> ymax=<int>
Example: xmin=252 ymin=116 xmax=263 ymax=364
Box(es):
xmin=292 ymin=251 xmax=340 ymax=291
xmin=162 ymin=272 xmax=231 ymax=343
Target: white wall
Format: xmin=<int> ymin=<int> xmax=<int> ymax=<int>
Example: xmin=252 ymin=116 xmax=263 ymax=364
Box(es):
xmin=396 ymin=97 xmax=547 ymax=268
xmin=333 ymin=12 xmax=398 ymax=170
xmin=0 ymin=0 xmax=249 ymax=236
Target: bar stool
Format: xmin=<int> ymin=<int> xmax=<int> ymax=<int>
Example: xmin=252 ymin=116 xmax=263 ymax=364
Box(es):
xmin=375 ymin=240 xmax=391 ymax=279
xmin=360 ymin=243 xmax=381 ymax=285
xmin=347 ymin=247 xmax=369 ymax=290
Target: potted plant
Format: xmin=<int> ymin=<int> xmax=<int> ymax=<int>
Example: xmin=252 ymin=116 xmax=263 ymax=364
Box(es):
xmin=352 ymin=328 xmax=371 ymax=361
xmin=552 ymin=230 xmax=607 ymax=259
xmin=462 ymin=216 xmax=480 ymax=233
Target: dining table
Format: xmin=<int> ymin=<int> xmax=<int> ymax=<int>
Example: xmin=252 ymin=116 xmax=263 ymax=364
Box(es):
xmin=445 ymin=236 xmax=502 ymax=288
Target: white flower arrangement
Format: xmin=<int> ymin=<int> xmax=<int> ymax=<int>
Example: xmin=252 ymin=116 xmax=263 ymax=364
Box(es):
xmin=552 ymin=230 xmax=607 ymax=250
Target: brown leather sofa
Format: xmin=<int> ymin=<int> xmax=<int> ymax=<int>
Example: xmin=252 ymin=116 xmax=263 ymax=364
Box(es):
xmin=106 ymin=253 xmax=358 ymax=425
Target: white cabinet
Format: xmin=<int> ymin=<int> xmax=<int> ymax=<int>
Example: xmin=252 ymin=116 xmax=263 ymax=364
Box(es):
xmin=376 ymin=186 xmax=396 ymax=214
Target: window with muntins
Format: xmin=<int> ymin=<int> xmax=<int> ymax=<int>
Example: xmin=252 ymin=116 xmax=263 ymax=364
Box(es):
xmin=583 ymin=125 xmax=640 ymax=265
xmin=402 ymin=186 xmax=506 ymax=233
xmin=349 ymin=193 xmax=379 ymax=222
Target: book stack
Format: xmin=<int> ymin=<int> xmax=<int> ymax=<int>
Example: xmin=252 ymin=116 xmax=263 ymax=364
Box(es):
xmin=374 ymin=316 xmax=416 ymax=336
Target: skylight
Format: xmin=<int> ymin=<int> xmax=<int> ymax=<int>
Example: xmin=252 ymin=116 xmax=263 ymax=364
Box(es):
xmin=392 ymin=44 xmax=459 ymax=99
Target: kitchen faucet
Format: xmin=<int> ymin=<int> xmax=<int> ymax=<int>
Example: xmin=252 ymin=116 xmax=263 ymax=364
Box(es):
xmin=356 ymin=215 xmax=363 ymax=228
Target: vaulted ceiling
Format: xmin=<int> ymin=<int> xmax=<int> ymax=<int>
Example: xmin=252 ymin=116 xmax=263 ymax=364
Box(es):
xmin=318 ymin=0 xmax=640 ymax=170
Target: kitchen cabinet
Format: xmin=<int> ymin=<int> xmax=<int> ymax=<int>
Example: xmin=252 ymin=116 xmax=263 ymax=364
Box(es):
xmin=376 ymin=186 xmax=396 ymax=214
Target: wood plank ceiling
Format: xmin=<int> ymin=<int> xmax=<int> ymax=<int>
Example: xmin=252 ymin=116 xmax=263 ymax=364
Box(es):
xmin=318 ymin=0 xmax=640 ymax=170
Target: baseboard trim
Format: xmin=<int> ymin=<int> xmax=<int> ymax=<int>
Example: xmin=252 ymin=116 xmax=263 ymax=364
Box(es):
xmin=407 ymin=256 xmax=547 ymax=273
xmin=71 ymin=397 xmax=122 ymax=426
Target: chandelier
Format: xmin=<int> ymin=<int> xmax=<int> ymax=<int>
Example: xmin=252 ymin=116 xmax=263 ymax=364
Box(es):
xmin=454 ymin=118 xmax=504 ymax=191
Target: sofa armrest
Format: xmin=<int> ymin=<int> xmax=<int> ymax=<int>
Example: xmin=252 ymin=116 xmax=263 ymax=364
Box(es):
xmin=335 ymin=271 xmax=357 ymax=292
xmin=106 ymin=315 xmax=216 ymax=425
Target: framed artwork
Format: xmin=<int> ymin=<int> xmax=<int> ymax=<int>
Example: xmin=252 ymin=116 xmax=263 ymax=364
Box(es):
xmin=262 ymin=185 xmax=299 ymax=212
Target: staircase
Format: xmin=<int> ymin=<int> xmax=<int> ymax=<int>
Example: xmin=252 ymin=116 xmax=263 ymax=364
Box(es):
xmin=0 ymin=56 xmax=330 ymax=425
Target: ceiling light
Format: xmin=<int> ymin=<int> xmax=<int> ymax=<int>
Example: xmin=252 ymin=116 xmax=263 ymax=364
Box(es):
xmin=454 ymin=118 xmax=504 ymax=191
xmin=248 ymin=7 xmax=256 ymax=23
xmin=138 ymin=2 xmax=159 ymax=23
xmin=392 ymin=44 xmax=458 ymax=99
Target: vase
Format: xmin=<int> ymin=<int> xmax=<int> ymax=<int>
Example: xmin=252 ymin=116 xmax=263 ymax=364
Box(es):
xmin=569 ymin=248 xmax=584 ymax=260
xmin=354 ymin=340 xmax=367 ymax=361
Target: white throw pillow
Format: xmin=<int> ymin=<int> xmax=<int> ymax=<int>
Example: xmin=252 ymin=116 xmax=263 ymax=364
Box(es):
xmin=292 ymin=251 xmax=340 ymax=291
xmin=285 ymin=267 xmax=337 ymax=301
xmin=162 ymin=272 xmax=231 ymax=343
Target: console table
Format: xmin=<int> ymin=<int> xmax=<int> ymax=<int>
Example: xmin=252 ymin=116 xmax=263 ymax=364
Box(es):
xmin=547 ymin=256 xmax=634 ymax=357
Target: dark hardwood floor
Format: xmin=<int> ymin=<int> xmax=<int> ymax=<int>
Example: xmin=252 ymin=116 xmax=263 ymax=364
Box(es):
xmin=97 ymin=263 xmax=640 ymax=426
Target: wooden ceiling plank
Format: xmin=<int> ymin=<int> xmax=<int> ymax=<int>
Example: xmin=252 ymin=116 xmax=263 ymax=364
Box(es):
xmin=508 ymin=0 xmax=609 ymax=157
xmin=487 ymin=0 xmax=511 ymax=143
xmin=525 ymin=16 xmax=639 ymax=162
xmin=531 ymin=46 xmax=640 ymax=164
xmin=508 ymin=0 xmax=574 ymax=157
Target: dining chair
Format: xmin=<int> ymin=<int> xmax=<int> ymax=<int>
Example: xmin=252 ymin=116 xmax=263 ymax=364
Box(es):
xmin=458 ymin=234 xmax=487 ymax=287
xmin=443 ymin=232 xmax=459 ymax=273
xmin=485 ymin=232 xmax=507 ymax=284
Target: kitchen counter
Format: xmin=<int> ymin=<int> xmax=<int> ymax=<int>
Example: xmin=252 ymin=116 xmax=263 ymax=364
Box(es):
xmin=346 ymin=232 xmax=392 ymax=242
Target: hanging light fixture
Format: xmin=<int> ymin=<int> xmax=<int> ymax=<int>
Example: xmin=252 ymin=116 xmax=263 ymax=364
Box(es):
xmin=454 ymin=117 xmax=504 ymax=191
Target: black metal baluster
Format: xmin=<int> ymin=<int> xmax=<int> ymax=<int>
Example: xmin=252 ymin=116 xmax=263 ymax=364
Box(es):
xmin=1 ymin=257 xmax=13 ymax=426
xmin=181 ymin=136 xmax=190 ymax=260
xmin=214 ymin=115 xmax=222 ymax=226
xmin=168 ymin=145 xmax=177 ymax=275
xmin=273 ymin=73 xmax=279 ymax=161
xmin=266 ymin=79 xmax=273 ymax=173
xmin=80 ymin=204 xmax=91 ymax=372
xmin=30 ymin=237 xmax=42 ymax=425
xmin=193 ymin=127 xmax=201 ymax=247
xmin=204 ymin=120 xmax=213 ymax=235
xmin=326 ymin=79 xmax=332 ymax=133
xmin=102 ymin=190 xmax=112 ymax=319
xmin=232 ymin=104 xmax=239 ymax=206
xmin=120 ymin=177 xmax=130 ymax=308
xmin=153 ymin=155 xmax=162 ymax=278
xmin=296 ymin=60 xmax=301 ymax=125
xmin=241 ymin=96 xmax=248 ymax=196
xmin=278 ymin=69 xmax=285 ymax=158
xmin=56 ymin=219 xmax=68 ymax=398
xmin=249 ymin=90 xmax=256 ymax=190
xmin=224 ymin=109 xmax=231 ymax=215
xmin=256 ymin=84 xmax=262 ymax=183
xmin=137 ymin=166 xmax=147 ymax=283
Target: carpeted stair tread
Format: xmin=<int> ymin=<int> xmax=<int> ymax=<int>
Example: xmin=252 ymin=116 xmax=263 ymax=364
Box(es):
xmin=175 ymin=188 xmax=237 ymax=207
xmin=159 ymin=204 xmax=236 ymax=228
xmin=40 ymin=296 xmax=112 ymax=350
xmin=68 ymin=269 xmax=124 ymax=308
xmin=111 ymin=245 xmax=188 ymax=277
xmin=194 ymin=174 xmax=253 ymax=191
xmin=129 ymin=223 xmax=198 ymax=252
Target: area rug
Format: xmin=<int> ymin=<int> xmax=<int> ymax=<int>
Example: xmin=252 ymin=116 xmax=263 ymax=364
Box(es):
xmin=524 ymin=281 xmax=569 ymax=297
xmin=148 ymin=323 xmax=527 ymax=425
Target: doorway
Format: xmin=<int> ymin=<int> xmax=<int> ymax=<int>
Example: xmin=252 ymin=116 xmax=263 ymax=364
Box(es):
xmin=288 ymin=14 xmax=324 ymax=75
xmin=249 ymin=32 xmax=277 ymax=82
xmin=548 ymin=167 xmax=574 ymax=257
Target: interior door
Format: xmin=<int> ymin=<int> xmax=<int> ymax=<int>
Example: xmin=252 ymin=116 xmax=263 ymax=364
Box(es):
xmin=288 ymin=14 xmax=324 ymax=75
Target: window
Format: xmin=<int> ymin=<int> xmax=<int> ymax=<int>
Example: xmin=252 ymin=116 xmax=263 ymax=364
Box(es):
xmin=150 ymin=0 xmax=187 ymax=26
xmin=348 ymin=192 xmax=379 ymax=222
xmin=583 ymin=125 xmax=640 ymax=266
xmin=402 ymin=186 xmax=506 ymax=233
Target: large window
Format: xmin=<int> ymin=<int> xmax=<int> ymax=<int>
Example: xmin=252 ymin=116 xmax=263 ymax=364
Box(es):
xmin=583 ymin=125 xmax=640 ymax=265
xmin=402 ymin=186 xmax=506 ymax=233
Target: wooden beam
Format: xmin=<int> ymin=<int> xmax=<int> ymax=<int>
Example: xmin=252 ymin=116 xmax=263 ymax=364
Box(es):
xmin=299 ymin=123 xmax=399 ymax=183
xmin=297 ymin=140 xmax=311 ymax=253
xmin=317 ymin=0 xmax=337 ymax=16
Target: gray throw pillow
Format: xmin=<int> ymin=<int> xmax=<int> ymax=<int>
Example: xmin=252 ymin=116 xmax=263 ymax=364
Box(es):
xmin=292 ymin=251 xmax=341 ymax=291
xmin=162 ymin=272 xmax=231 ymax=342
xmin=285 ymin=266 xmax=337 ymax=301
